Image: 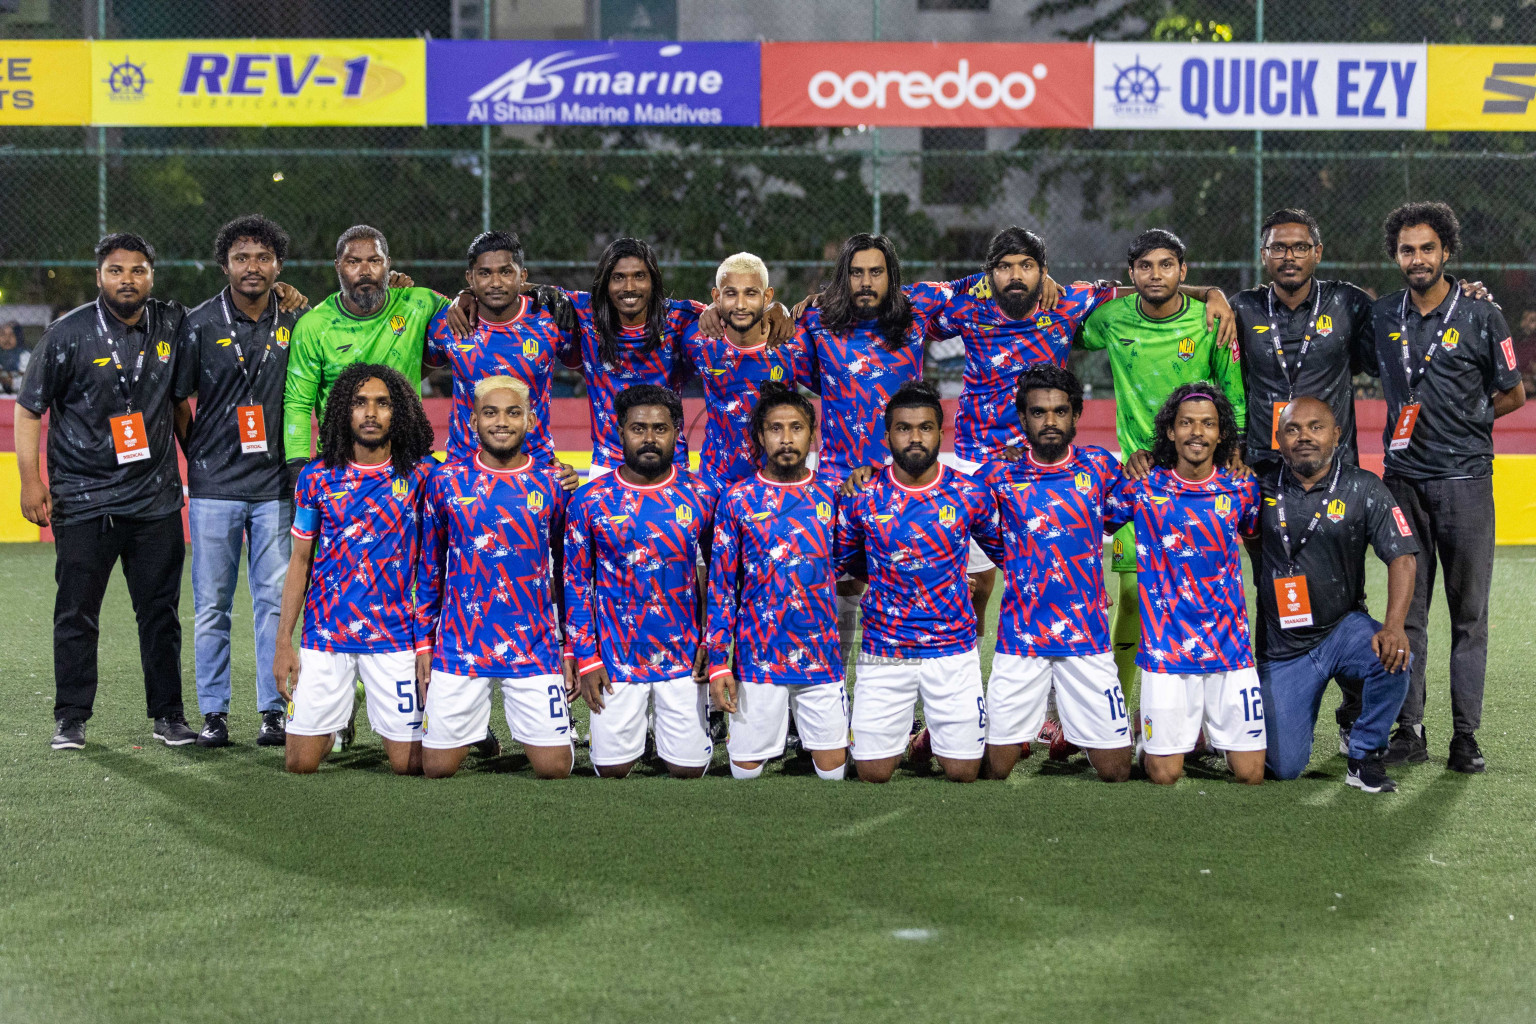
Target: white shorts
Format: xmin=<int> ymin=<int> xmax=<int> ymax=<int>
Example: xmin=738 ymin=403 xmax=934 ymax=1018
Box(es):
xmin=987 ymin=651 xmax=1132 ymax=749
xmin=286 ymin=648 xmax=422 ymax=743
xmin=938 ymin=452 xmax=994 ymax=573
xmin=422 ymin=670 xmax=573 ymax=751
xmin=1139 ymin=667 xmax=1267 ymax=755
xmin=727 ymin=680 xmax=850 ymax=762
xmin=589 ymin=676 xmax=713 ymax=768
xmin=851 ymin=648 xmax=986 ymax=761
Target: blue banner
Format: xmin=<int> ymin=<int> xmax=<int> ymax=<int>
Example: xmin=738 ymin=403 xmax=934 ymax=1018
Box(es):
xmin=426 ymin=40 xmax=760 ymax=126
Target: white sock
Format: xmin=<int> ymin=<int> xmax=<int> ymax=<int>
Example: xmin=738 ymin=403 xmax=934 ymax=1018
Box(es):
xmin=814 ymin=761 xmax=846 ymax=781
xmin=730 ymin=762 xmax=763 ymax=780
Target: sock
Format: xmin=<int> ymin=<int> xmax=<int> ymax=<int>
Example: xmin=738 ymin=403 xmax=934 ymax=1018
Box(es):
xmin=814 ymin=761 xmax=847 ymax=781
xmin=730 ymin=762 xmax=763 ymax=780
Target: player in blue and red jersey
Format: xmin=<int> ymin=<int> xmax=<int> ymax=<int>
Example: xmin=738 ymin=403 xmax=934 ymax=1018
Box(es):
xmin=415 ymin=375 xmax=576 ymax=780
xmin=972 ymin=364 xmax=1132 ymax=782
xmin=683 ymin=252 xmax=809 ymax=496
xmin=565 ymin=383 xmax=716 ymax=777
xmin=836 ymin=381 xmax=998 ymax=783
xmin=707 ymin=382 xmax=847 ymax=780
xmin=273 ymin=364 xmax=438 ymax=775
xmin=424 ymin=231 xmax=580 ymax=467
xmin=1106 ymin=382 xmax=1266 ymax=785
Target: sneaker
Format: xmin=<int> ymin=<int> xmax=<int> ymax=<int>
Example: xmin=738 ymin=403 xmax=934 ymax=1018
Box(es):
xmin=256 ymin=710 xmax=286 ymax=747
xmin=1338 ymin=726 xmax=1351 ymax=757
xmin=1448 ymin=732 xmax=1487 ymax=774
xmin=51 ymin=718 xmax=85 ymax=750
xmin=195 ymin=712 xmax=230 ymax=748
xmin=708 ymin=707 xmax=729 ymax=745
xmin=1383 ymin=723 xmax=1429 ymax=765
xmin=470 ymin=727 xmax=502 ymax=758
xmin=1346 ymin=753 xmax=1398 ymax=793
xmin=1037 ymin=717 xmax=1080 ymax=762
xmin=153 ymin=714 xmax=198 ymax=747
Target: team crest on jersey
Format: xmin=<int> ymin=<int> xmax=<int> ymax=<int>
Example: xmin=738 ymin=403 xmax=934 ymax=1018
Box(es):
xmin=277 ymin=327 xmax=290 ymax=348
xmin=527 ymin=490 xmax=544 ymax=512
xmin=1143 ymin=714 xmax=1153 ymax=740
xmin=522 ymin=337 xmax=539 ymax=358
xmin=770 ymin=366 xmax=785 ymax=382
xmin=156 ymin=340 xmax=171 ymax=362
xmin=389 ymin=314 xmax=406 ymax=336
xmin=1326 ymin=498 xmax=1346 ymax=523
xmin=391 ymin=477 xmax=408 ymax=498
xmin=1215 ymin=494 xmax=1233 ymax=515
xmin=1315 ymin=314 xmax=1334 ymax=337
xmin=816 ymin=501 xmax=832 ymax=524
xmin=1035 ymin=314 xmax=1052 ymax=330
xmin=676 ymin=505 xmax=693 ymax=525
xmin=1442 ymin=327 xmax=1460 ymax=351
xmin=1177 ymin=337 xmax=1195 ymax=361
xmin=1112 ymin=537 xmax=1124 ymax=559
xmin=938 ymin=504 xmax=958 ymax=526
xmin=1074 ymin=471 xmax=1092 ymax=495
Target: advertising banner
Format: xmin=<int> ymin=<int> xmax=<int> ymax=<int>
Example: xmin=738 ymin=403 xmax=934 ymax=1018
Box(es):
xmin=1427 ymin=46 xmax=1536 ymax=130
xmin=89 ymin=39 xmax=425 ymax=126
xmin=761 ymin=42 xmax=1093 ymax=128
xmin=0 ymin=41 xmax=91 ymax=125
xmin=427 ymin=40 xmax=759 ymax=126
xmin=1094 ymin=43 xmax=1427 ymax=130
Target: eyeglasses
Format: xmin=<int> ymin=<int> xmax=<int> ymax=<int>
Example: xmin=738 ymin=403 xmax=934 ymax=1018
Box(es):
xmin=1261 ymin=242 xmax=1316 ymax=258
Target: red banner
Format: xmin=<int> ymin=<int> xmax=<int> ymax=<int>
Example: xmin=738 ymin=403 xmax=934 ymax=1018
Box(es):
xmin=761 ymin=42 xmax=1093 ymax=127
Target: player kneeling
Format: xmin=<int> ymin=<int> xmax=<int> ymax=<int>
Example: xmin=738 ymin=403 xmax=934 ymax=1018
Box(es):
xmin=707 ymin=383 xmax=848 ymax=780
xmin=275 ymin=365 xmax=437 ymax=774
xmin=974 ymin=366 xmax=1133 ymax=781
xmin=1110 ymin=384 xmax=1266 ymax=785
xmin=416 ymin=376 xmax=576 ymax=779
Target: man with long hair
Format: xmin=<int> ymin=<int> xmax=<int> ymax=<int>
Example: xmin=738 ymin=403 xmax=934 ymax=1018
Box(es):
xmin=274 ymin=363 xmax=438 ymax=774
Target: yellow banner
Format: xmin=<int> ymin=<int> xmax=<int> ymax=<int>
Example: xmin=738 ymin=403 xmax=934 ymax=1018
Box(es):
xmin=1428 ymin=45 xmax=1536 ymax=131
xmin=89 ymin=39 xmax=424 ymax=126
xmin=0 ymin=41 xmax=91 ymax=125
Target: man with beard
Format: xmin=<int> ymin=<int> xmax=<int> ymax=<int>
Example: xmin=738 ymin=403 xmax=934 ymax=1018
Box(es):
xmin=415 ymin=376 xmax=577 ymax=780
xmin=18 ymin=234 xmax=199 ymax=749
xmin=275 ymin=364 xmax=438 ymax=775
xmin=1107 ymin=384 xmax=1264 ymax=786
xmin=1253 ymin=398 xmax=1417 ymax=792
xmin=707 ymin=381 xmax=847 ymax=781
xmin=835 ymin=381 xmax=999 ymax=783
xmin=971 ymin=365 xmax=1132 ymax=782
xmin=1373 ymin=202 xmax=1524 ymax=772
xmin=565 ymin=384 xmax=715 ymax=777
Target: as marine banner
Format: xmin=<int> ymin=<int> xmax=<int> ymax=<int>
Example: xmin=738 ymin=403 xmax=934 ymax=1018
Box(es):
xmin=0 ymin=41 xmax=91 ymax=125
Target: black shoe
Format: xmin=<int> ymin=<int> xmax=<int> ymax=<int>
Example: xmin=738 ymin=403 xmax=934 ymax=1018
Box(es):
xmin=51 ymin=718 xmax=85 ymax=750
xmin=154 ymin=714 xmax=198 ymax=747
xmin=708 ymin=708 xmax=728 ymax=745
xmin=1383 ymin=723 xmax=1428 ymax=765
xmin=470 ymin=727 xmax=502 ymax=758
xmin=1347 ymin=753 xmax=1398 ymax=793
xmin=1448 ymin=732 xmax=1487 ymax=774
xmin=195 ymin=712 xmax=230 ymax=748
xmin=256 ymin=710 xmax=286 ymax=747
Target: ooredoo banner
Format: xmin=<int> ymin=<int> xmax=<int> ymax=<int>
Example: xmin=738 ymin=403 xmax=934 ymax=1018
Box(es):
xmin=761 ymin=42 xmax=1093 ymax=128
xmin=1094 ymin=43 xmax=1427 ymax=130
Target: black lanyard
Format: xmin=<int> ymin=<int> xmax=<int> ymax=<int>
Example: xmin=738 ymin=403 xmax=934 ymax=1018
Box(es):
xmin=1265 ymin=282 xmax=1322 ymax=400
xmin=1275 ymin=460 xmax=1342 ymax=570
xmin=94 ymin=300 xmax=147 ymax=413
xmin=1398 ymin=284 xmax=1461 ymax=403
xmin=221 ymin=290 xmax=278 ymax=399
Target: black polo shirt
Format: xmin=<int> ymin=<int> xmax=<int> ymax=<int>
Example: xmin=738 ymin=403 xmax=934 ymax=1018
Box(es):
xmin=1255 ymin=461 xmax=1419 ymax=662
xmin=1372 ymin=277 xmax=1520 ymax=480
xmin=18 ymin=297 xmax=186 ymax=524
xmin=1231 ymin=279 xmax=1376 ymax=469
xmin=174 ymin=288 xmax=298 ymax=501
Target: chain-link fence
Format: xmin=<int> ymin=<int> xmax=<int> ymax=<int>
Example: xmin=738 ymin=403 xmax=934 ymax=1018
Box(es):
xmin=4 ymin=0 xmax=1536 ymax=398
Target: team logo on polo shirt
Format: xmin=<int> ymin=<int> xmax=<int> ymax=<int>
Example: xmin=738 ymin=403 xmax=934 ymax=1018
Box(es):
xmin=939 ymin=504 xmax=958 ymax=526
xmin=1035 ymin=314 xmax=1052 ymax=330
xmin=1315 ymin=314 xmax=1334 ymax=337
xmin=1074 ymin=471 xmax=1092 ymax=495
xmin=391 ymin=478 xmax=408 ymax=498
xmin=1442 ymin=328 xmax=1461 ymax=351
xmin=1215 ymin=495 xmax=1233 ymax=515
xmin=675 ymin=505 xmax=693 ymax=525
xmin=156 ymin=341 xmax=171 ymax=362
xmin=389 ymin=314 xmax=407 ymax=336
xmin=1177 ymin=337 xmax=1195 ymax=361
xmin=523 ymin=337 xmax=539 ymax=358
xmin=1327 ymin=499 xmax=1347 ymax=523
xmin=770 ymin=366 xmax=785 ymax=382
xmin=277 ymin=327 xmax=290 ymax=349
xmin=816 ymin=501 xmax=832 ymax=524
xmin=527 ymin=491 xmax=544 ymax=512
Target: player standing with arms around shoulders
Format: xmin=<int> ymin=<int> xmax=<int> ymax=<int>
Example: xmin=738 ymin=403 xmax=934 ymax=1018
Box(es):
xmin=415 ymin=376 xmax=576 ymax=779
xmin=707 ymin=382 xmax=848 ymax=780
xmin=1107 ymin=384 xmax=1264 ymax=785
xmin=564 ymin=384 xmax=716 ymax=777
xmin=274 ymin=364 xmax=438 ymax=775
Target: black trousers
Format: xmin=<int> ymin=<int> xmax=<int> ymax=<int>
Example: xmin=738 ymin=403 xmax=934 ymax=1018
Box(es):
xmin=1383 ymin=474 xmax=1497 ymax=736
xmin=53 ymin=512 xmax=185 ymax=723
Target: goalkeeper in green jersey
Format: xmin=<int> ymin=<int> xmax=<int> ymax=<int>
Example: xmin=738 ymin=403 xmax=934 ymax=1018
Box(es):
xmin=1078 ymin=228 xmax=1248 ymax=696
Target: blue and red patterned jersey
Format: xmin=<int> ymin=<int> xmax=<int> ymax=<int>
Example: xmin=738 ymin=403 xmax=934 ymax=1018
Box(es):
xmin=835 ymin=464 xmax=998 ymax=658
xmin=935 ymin=281 xmax=1116 ymax=462
xmin=564 ymin=465 xmax=714 ymax=683
xmin=416 ymin=454 xmax=569 ymax=679
xmin=290 ymin=458 xmax=435 ymax=654
xmin=973 ymin=445 xmax=1124 ymax=658
xmin=707 ymin=471 xmax=842 ymax=687
xmin=424 ymin=296 xmax=578 ymax=465
xmin=1107 ymin=467 xmax=1261 ymax=673
xmin=681 ymin=322 xmax=810 ymax=492
xmin=564 ymin=289 xmax=703 ymax=467
xmin=799 ymin=278 xmax=973 ymax=481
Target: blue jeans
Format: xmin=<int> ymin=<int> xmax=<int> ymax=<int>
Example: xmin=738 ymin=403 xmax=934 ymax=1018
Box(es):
xmin=190 ymin=498 xmax=292 ymax=715
xmin=1258 ymin=610 xmax=1411 ymax=779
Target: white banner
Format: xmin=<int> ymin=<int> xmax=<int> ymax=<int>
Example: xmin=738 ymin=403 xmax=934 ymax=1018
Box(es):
xmin=1094 ymin=43 xmax=1427 ymax=130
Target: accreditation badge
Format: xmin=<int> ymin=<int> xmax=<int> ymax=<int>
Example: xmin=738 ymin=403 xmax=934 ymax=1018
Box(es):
xmin=1273 ymin=574 xmax=1314 ymax=629
xmin=1388 ymin=403 xmax=1421 ymax=452
xmin=237 ymin=405 xmax=268 ymax=454
xmin=110 ymin=411 xmax=150 ymax=465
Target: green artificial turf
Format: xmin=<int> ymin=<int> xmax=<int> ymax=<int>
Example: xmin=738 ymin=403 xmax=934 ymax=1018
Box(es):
xmin=2 ymin=543 xmax=1534 ymax=1023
